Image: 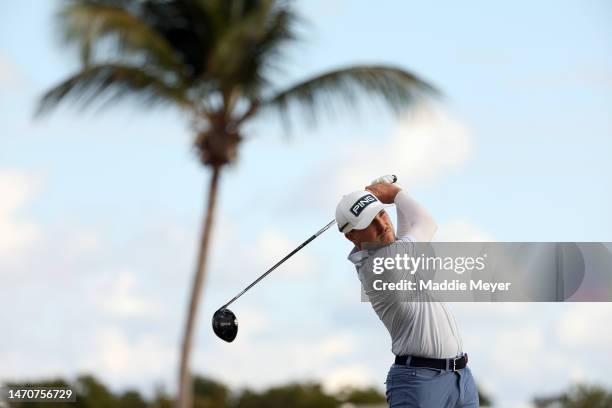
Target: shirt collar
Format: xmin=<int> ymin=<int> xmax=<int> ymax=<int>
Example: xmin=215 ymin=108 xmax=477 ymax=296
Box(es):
xmin=347 ymin=246 xmax=371 ymax=268
xmin=347 ymin=238 xmax=406 ymax=269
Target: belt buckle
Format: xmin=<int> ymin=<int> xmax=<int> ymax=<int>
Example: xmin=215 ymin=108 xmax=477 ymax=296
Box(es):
xmin=452 ymin=357 xmax=459 ymax=372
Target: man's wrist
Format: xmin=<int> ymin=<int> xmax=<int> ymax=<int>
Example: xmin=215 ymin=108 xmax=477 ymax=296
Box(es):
xmin=392 ymin=188 xmax=405 ymax=203
xmin=379 ymin=185 xmax=401 ymax=203
xmin=365 ymin=183 xmax=402 ymax=203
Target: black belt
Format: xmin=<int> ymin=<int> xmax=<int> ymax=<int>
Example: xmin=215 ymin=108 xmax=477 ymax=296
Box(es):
xmin=395 ymin=354 xmax=468 ymax=371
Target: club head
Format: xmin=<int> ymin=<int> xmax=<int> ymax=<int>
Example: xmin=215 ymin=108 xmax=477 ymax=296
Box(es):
xmin=212 ymin=308 xmax=238 ymax=342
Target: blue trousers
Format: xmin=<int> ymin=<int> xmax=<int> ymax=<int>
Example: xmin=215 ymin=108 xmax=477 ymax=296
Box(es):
xmin=385 ymin=360 xmax=479 ymax=407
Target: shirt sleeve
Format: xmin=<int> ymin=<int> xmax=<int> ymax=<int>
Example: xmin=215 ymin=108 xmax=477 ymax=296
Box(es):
xmin=394 ymin=190 xmax=437 ymax=242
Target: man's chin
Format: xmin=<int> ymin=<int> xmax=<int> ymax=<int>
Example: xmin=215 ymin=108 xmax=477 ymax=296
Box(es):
xmin=379 ymin=234 xmax=395 ymax=245
xmin=361 ymin=234 xmax=395 ymax=249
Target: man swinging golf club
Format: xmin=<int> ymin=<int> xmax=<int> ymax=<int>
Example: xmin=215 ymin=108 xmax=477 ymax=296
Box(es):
xmin=336 ymin=175 xmax=479 ymax=407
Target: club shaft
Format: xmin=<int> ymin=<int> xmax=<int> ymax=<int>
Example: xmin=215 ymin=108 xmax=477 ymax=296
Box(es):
xmin=220 ymin=219 xmax=336 ymax=309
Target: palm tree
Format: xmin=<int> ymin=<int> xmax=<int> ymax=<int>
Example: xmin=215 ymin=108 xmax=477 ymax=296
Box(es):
xmin=38 ymin=1 xmax=438 ymax=407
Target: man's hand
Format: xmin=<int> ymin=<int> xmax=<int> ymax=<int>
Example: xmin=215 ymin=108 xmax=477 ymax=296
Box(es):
xmin=365 ymin=182 xmax=401 ymax=204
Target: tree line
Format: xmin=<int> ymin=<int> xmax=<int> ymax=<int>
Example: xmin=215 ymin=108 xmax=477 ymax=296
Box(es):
xmin=4 ymin=374 xmax=386 ymax=408
xmin=5 ymin=374 xmax=612 ymax=407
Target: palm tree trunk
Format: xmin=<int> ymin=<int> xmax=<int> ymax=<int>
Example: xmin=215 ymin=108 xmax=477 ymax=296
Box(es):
xmin=176 ymin=166 xmax=222 ymax=408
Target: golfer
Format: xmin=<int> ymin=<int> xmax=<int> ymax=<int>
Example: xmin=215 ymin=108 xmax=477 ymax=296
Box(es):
xmin=335 ymin=176 xmax=479 ymax=407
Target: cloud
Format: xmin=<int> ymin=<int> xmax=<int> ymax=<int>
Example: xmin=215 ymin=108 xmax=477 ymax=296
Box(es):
xmin=231 ymin=307 xmax=270 ymax=334
xmin=294 ymin=105 xmax=472 ymax=210
xmin=61 ymin=228 xmax=102 ymax=261
xmin=313 ymin=333 xmax=357 ymax=361
xmin=249 ymin=228 xmax=318 ymax=278
xmin=93 ymin=270 xmax=162 ymax=319
xmin=0 ymin=170 xmax=40 ymax=258
xmin=557 ymin=303 xmax=612 ymax=347
xmin=509 ymin=63 xmax=612 ymax=91
xmin=322 ymin=364 xmax=378 ymax=393
xmin=333 ymin=105 xmax=471 ymax=188
xmin=434 ymin=219 xmax=495 ymax=242
xmin=0 ymin=53 xmax=24 ymax=91
xmin=489 ymin=326 xmax=550 ymax=375
xmin=452 ymin=303 xmax=612 ymax=407
xmin=2 ymin=166 xmax=611 ymax=408
xmin=198 ymin=331 xmax=362 ymax=391
xmin=78 ymin=326 xmax=176 ymax=388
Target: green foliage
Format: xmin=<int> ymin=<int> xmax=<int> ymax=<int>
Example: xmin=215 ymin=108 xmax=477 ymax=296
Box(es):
xmin=234 ymin=383 xmax=338 ymax=408
xmin=478 ymin=387 xmax=493 ymax=407
xmin=336 ymin=386 xmax=386 ymax=404
xmin=74 ymin=375 xmax=118 ymax=408
xmin=118 ymin=390 xmax=148 ymax=408
xmin=4 ymin=376 xmax=175 ymax=408
xmin=192 ymin=376 xmax=231 ymax=408
xmin=9 ymin=374 xmax=612 ymax=408
xmin=265 ymin=65 xmax=436 ymax=127
xmin=3 ymin=375 xmax=339 ymax=408
xmin=37 ymin=63 xmax=191 ymax=115
xmin=149 ymin=386 xmax=174 ymax=408
xmin=534 ymin=384 xmax=612 ymax=408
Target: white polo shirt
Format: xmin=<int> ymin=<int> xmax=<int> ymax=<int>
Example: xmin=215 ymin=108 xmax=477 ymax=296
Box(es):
xmin=347 ymin=191 xmax=463 ymax=359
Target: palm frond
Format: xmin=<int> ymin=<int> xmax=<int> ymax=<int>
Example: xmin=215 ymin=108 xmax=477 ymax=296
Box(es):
xmin=208 ymin=0 xmax=298 ymax=100
xmin=141 ymin=0 xmax=215 ymax=79
xmin=262 ymin=65 xmax=439 ymax=126
xmin=208 ymin=0 xmax=274 ymax=70
xmin=36 ymin=63 xmax=190 ymax=116
xmin=59 ymin=1 xmax=184 ymax=74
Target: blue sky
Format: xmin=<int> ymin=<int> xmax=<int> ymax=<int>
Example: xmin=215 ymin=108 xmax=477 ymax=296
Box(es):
xmin=1 ymin=1 xmax=611 ymax=407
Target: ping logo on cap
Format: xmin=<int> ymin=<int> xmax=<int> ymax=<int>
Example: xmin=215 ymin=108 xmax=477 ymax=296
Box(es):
xmin=350 ymin=194 xmax=377 ymax=216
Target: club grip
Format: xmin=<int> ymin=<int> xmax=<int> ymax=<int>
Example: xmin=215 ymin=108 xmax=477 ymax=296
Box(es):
xmin=371 ymin=174 xmax=398 ymax=185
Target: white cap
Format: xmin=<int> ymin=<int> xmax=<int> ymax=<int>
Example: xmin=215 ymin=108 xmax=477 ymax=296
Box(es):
xmin=335 ymin=191 xmax=393 ymax=233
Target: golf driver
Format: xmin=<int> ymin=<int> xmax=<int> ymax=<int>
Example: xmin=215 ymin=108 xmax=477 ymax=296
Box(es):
xmin=212 ymin=175 xmax=397 ymax=342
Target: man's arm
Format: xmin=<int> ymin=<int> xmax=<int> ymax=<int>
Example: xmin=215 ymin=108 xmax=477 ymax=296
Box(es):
xmin=365 ymin=183 xmax=437 ymax=242
xmin=394 ymin=190 xmax=437 ymax=242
